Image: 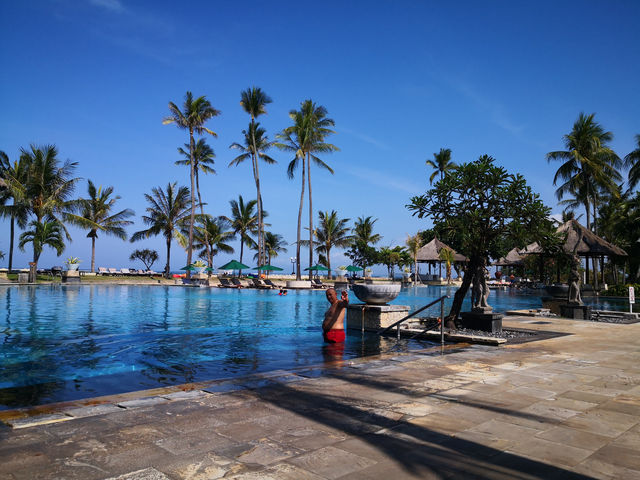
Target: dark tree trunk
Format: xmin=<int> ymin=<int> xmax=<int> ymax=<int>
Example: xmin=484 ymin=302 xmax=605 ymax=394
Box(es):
xmin=445 ymin=258 xmax=477 ymax=329
xmin=186 ymin=128 xmax=196 ymax=278
xmin=91 ymin=235 xmax=96 ymax=273
xmin=307 ymin=152 xmax=313 ymax=281
xmin=295 ymin=158 xmax=305 ymax=281
xmin=9 ymin=215 xmax=15 ymax=272
xmin=165 ymin=237 xmax=171 ymax=278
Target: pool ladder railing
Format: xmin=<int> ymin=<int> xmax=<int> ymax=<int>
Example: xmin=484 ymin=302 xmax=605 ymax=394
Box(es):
xmin=377 ymin=295 xmax=450 ymax=344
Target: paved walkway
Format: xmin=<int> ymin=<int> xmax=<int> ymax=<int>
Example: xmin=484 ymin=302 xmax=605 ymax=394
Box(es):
xmin=1 ymin=316 xmax=639 ymax=479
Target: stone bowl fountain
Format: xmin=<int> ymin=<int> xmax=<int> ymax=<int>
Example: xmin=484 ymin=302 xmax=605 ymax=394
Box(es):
xmin=351 ymin=283 xmax=401 ymax=305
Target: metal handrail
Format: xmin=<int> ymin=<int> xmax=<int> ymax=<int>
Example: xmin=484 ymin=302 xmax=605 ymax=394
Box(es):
xmin=377 ymin=295 xmax=450 ymax=344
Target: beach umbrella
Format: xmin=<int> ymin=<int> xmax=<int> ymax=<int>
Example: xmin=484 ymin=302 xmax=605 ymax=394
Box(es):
xmin=346 ymin=265 xmax=363 ymax=272
xmin=219 ymin=260 xmax=250 ymax=271
xmin=180 ymin=265 xmax=197 ymax=271
xmin=305 ymin=265 xmax=329 ymax=271
xmin=204 ymin=267 xmax=214 ymax=272
xmin=253 ymin=265 xmax=284 ymax=272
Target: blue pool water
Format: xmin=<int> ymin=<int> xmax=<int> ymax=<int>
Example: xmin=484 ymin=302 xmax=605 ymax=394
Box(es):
xmin=0 ymin=284 xmax=633 ymax=409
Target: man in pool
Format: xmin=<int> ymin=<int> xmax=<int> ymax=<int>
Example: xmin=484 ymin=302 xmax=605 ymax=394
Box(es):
xmin=323 ymin=288 xmax=348 ymax=343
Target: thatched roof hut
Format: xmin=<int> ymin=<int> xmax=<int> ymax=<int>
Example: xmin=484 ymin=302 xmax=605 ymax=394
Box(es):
xmin=416 ymin=237 xmax=468 ymax=263
xmin=521 ymin=220 xmax=627 ymax=257
xmin=492 ymin=247 xmax=524 ymax=267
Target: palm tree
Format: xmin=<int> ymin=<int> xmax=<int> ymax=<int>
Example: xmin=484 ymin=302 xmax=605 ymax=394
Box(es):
xmin=439 ymin=247 xmax=455 ymax=285
xmin=18 ymin=220 xmax=65 ymax=269
xmin=313 ymin=210 xmax=352 ymax=279
xmin=625 ymin=134 xmax=640 ymax=191
xmin=130 ymin=183 xmax=191 ymax=278
xmin=163 ymin=91 xmax=220 ymax=275
xmin=176 ymin=138 xmax=216 ymax=266
xmin=0 ymin=151 xmax=30 ymax=271
xmin=192 ymin=216 xmax=235 ymax=267
xmin=353 ymin=216 xmax=382 ymax=245
xmin=223 ymin=195 xmax=257 ymax=273
xmin=405 ymin=233 xmax=423 ymax=284
xmin=547 ymin=113 xmax=622 ymax=231
xmin=276 ymin=100 xmax=338 ymax=280
xmin=68 ymin=180 xmax=135 ymax=272
xmin=239 ymin=87 xmax=273 ymax=267
xmin=262 ymin=231 xmax=287 ymax=266
xmin=426 ymin=148 xmax=456 ymax=184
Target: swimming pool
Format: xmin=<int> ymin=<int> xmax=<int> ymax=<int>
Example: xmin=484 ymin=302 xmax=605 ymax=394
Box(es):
xmin=0 ymin=284 xmax=633 ymax=409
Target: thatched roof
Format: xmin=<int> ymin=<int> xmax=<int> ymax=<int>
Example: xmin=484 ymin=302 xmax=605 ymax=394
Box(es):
xmin=492 ymin=247 xmax=524 ymax=267
xmin=416 ymin=237 xmax=468 ymax=263
xmin=521 ymin=220 xmax=627 ymax=257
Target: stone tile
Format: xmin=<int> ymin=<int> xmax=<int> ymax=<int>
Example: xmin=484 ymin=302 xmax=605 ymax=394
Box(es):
xmin=160 ymin=390 xmax=211 ymax=401
xmin=162 ymin=451 xmax=239 ymax=480
xmin=535 ymin=425 xmax=612 ymax=451
xmin=406 ymin=412 xmax=476 ymax=434
xmin=559 ymin=390 xmax=612 ymax=405
xmin=611 ymin=428 xmax=640 ymax=450
xmin=520 ymin=401 xmax=581 ymax=422
xmin=541 ymin=396 xmax=598 ymax=412
xmin=7 ymin=413 xmax=72 ymax=429
xmin=588 ymin=444 xmax=640 ymax=471
xmin=466 ymin=419 xmax=543 ymax=443
xmin=227 ymin=462 xmax=325 ymax=480
xmin=289 ymin=446 xmax=376 ymax=479
xmin=389 ymin=401 xmax=439 ymax=416
xmin=268 ymin=427 xmax=345 ymax=451
xmin=63 ymin=404 xmax=124 ymax=418
xmin=155 ymin=431 xmax=235 ymax=456
xmin=117 ymin=397 xmax=169 ymax=409
xmin=509 ymin=386 xmax=558 ymax=400
xmin=215 ymin=419 xmax=279 ymax=443
xmin=446 ymin=430 xmax=512 ymax=458
xmin=235 ymin=440 xmax=301 ymax=466
xmin=598 ymin=399 xmax=640 ymax=416
xmin=561 ymin=409 xmax=638 ymax=438
xmin=104 ymin=467 xmax=171 ymax=480
xmin=573 ymin=457 xmax=640 ymax=480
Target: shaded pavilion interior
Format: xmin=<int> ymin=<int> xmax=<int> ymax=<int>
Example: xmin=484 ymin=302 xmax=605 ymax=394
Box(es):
xmin=416 ymin=237 xmax=468 ymax=280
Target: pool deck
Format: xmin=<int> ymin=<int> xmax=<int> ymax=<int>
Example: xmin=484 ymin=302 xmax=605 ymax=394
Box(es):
xmin=1 ymin=315 xmax=639 ymax=479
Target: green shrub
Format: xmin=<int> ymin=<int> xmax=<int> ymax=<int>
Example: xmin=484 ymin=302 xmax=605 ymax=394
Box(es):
xmin=604 ymin=284 xmax=640 ymax=297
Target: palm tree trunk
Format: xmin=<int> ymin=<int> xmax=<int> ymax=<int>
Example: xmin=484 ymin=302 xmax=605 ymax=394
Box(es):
xmin=165 ymin=237 xmax=172 ymax=279
xmin=250 ymin=119 xmax=264 ymax=268
xmin=239 ymin=238 xmax=244 ymax=275
xmin=187 ymin=129 xmax=196 ymax=278
xmin=327 ymin=246 xmax=331 ymax=279
xmin=592 ymin=201 xmax=599 ymax=291
xmin=307 ymin=152 xmax=313 ymax=281
xmin=8 ymin=214 xmax=15 ymax=272
xmin=91 ymin=235 xmax=96 ymax=273
xmin=296 ymin=158 xmax=305 ymax=281
xmin=195 ymin=171 xmax=212 ymax=268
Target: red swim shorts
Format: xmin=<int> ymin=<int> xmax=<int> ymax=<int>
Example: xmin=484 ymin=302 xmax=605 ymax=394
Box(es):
xmin=323 ymin=329 xmax=346 ymax=343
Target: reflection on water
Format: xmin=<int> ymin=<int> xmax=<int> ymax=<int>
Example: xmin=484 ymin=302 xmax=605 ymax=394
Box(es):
xmin=0 ymin=285 xmax=435 ymax=409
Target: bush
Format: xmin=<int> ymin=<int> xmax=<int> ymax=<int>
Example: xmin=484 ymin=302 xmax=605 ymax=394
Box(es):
xmin=604 ymin=284 xmax=640 ymax=297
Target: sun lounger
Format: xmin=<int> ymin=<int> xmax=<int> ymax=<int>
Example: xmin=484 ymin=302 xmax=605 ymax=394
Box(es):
xmin=312 ymin=278 xmax=327 ymax=288
xmin=120 ymin=268 xmax=132 ymax=276
xmin=218 ymin=278 xmax=236 ymax=288
xmin=263 ymin=279 xmax=278 ymax=288
xmin=251 ymin=278 xmax=273 ymax=289
xmin=231 ymin=278 xmax=245 ymax=288
xmin=108 ymin=268 xmax=118 ymax=276
xmin=98 ymin=267 xmax=108 ymax=275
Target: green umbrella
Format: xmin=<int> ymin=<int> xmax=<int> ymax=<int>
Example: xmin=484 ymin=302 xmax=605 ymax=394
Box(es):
xmin=219 ymin=260 xmax=250 ymax=271
xmin=253 ymin=265 xmax=284 ymax=272
xmin=346 ymin=265 xmax=363 ymax=272
xmin=305 ymin=265 xmax=329 ymax=271
xmin=180 ymin=265 xmax=197 ymax=271
xmin=204 ymin=267 xmax=214 ymax=272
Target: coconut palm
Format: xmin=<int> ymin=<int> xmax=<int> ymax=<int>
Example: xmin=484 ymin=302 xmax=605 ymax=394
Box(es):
xmin=18 ymin=220 xmax=65 ymax=268
xmin=163 ymin=91 xmax=220 ymax=275
xmin=176 ymin=138 xmax=216 ymax=266
xmin=192 ymin=216 xmax=235 ymax=267
xmin=439 ymin=247 xmax=455 ymax=285
xmin=547 ymin=113 xmax=622 ymax=231
xmin=405 ymin=233 xmax=423 ymax=284
xmin=69 ymin=180 xmax=135 ymax=272
xmin=130 ymin=183 xmax=191 ymax=278
xmin=223 ymin=195 xmax=258 ymax=274
xmin=276 ymin=100 xmax=338 ymax=280
xmin=426 ymin=148 xmax=456 ymax=184
xmin=262 ymin=232 xmax=287 ymax=266
xmin=353 ymin=216 xmax=382 ymax=245
xmin=624 ymin=134 xmax=640 ymax=191
xmin=0 ymin=151 xmax=30 ymax=271
xmin=312 ymin=210 xmax=352 ymax=279
xmin=238 ymin=87 xmax=273 ymax=267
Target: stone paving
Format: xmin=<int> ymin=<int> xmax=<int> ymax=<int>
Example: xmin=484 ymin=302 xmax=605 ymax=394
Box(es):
xmin=1 ymin=316 xmax=639 ymax=479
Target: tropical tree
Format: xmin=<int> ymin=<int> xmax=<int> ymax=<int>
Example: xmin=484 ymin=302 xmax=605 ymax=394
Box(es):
xmin=18 ymin=220 xmax=65 ymax=271
xmin=353 ymin=216 xmax=382 ymax=245
xmin=223 ymin=195 xmax=257 ymax=273
xmin=237 ymin=87 xmax=273 ymax=268
xmin=312 ymin=210 xmax=352 ymax=279
xmin=405 ymin=233 xmax=423 ymax=284
xmin=130 ymin=183 xmax=191 ymax=278
xmin=192 ymin=216 xmax=235 ymax=267
xmin=276 ymin=100 xmax=338 ymax=280
xmin=69 ymin=180 xmax=134 ymax=272
xmin=439 ymin=247 xmax=455 ymax=285
xmin=176 ymin=138 xmax=216 ymax=265
xmin=129 ymin=248 xmax=159 ymax=271
xmin=426 ymin=148 xmax=456 ymax=184
xmin=624 ymin=134 xmax=640 ymax=191
xmin=262 ymin=231 xmax=287 ymax=266
xmin=163 ymin=91 xmax=220 ymax=275
xmin=378 ymin=246 xmax=409 ymax=280
xmin=0 ymin=151 xmax=30 ymax=271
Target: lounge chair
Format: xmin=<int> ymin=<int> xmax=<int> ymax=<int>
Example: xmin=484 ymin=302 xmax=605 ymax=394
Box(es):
xmin=98 ymin=267 xmax=108 ymax=275
xmin=263 ymin=279 xmax=278 ymax=288
xmin=251 ymin=278 xmax=273 ymax=289
xmin=312 ymin=278 xmax=327 ymax=289
xmin=231 ymin=278 xmax=245 ymax=288
xmin=218 ymin=278 xmax=236 ymax=288
xmin=120 ymin=268 xmax=132 ymax=276
xmin=108 ymin=268 xmax=118 ymax=276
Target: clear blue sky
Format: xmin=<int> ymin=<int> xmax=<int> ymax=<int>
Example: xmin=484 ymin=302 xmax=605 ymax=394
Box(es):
xmin=1 ymin=0 xmax=638 ymax=273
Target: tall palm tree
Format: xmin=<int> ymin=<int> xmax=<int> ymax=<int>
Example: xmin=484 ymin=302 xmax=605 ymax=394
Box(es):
xmin=176 ymin=138 xmax=216 ymax=266
xmin=276 ymin=100 xmax=338 ymax=280
xmin=239 ymin=87 xmax=273 ymax=267
xmin=18 ymin=220 xmax=65 ymax=269
xmin=130 ymin=183 xmax=191 ymax=278
xmin=0 ymin=151 xmax=30 ymax=271
xmin=70 ymin=180 xmax=135 ymax=272
xmin=163 ymin=91 xmax=220 ymax=275
xmin=314 ymin=210 xmax=352 ymax=279
xmin=624 ymin=134 xmax=640 ymax=191
xmin=547 ymin=113 xmax=622 ymax=231
xmin=353 ymin=216 xmax=382 ymax=245
xmin=426 ymin=148 xmax=456 ymax=184
xmin=192 ymin=216 xmax=235 ymax=267
xmin=223 ymin=195 xmax=258 ymax=273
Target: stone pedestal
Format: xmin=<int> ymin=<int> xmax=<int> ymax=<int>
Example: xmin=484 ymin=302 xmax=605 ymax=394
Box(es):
xmin=18 ymin=273 xmax=29 ymax=284
xmin=62 ymin=270 xmax=81 ymax=284
xmin=334 ymin=281 xmax=348 ymax=291
xmin=560 ymin=304 xmax=592 ymax=320
xmin=286 ymin=280 xmax=312 ymax=289
xmin=346 ymin=304 xmax=410 ymax=332
xmin=460 ymin=311 xmax=503 ymax=333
